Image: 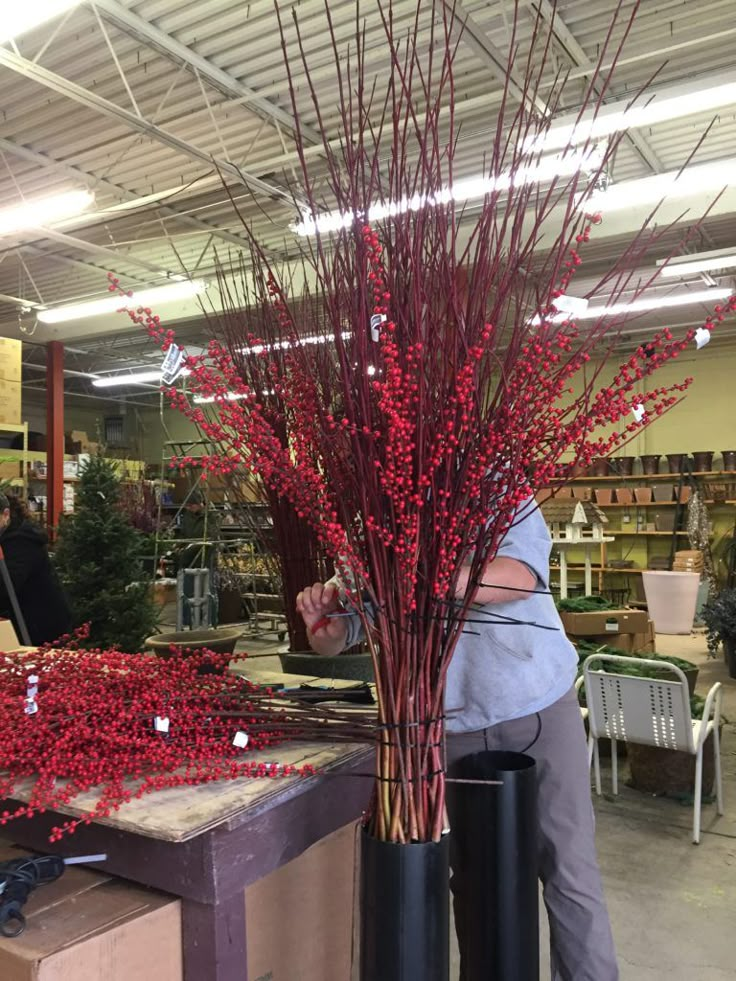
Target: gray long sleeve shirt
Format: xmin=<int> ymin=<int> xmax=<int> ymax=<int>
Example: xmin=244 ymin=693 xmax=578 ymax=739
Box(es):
xmin=339 ymin=499 xmax=577 ymax=733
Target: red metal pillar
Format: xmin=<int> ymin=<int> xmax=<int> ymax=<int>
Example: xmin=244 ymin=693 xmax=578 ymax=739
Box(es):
xmin=46 ymin=341 xmax=64 ymax=539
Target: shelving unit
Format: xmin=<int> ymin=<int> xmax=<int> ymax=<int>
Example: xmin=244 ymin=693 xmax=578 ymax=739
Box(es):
xmin=550 ymin=469 xmax=736 ymax=599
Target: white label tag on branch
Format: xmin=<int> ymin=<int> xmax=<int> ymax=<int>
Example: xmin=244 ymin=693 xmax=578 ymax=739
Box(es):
xmin=154 ymin=716 xmax=170 ymax=733
xmin=27 ymin=675 xmax=39 ymax=685
xmin=694 ymin=327 xmax=711 ymax=350
xmin=370 ymin=313 xmax=386 ymax=342
xmin=632 ymin=404 xmax=646 ymax=423
xmin=232 ymin=731 xmax=249 ymax=749
xmin=161 ymin=344 xmax=185 ymax=385
xmin=26 ymin=685 xmax=38 ymax=698
xmin=24 ymin=698 xmax=38 ymax=716
xmin=552 ymin=294 xmax=589 ymax=317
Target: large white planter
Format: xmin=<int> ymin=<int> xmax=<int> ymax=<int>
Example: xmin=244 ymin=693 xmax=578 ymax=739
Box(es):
xmin=642 ymin=571 xmax=700 ymax=635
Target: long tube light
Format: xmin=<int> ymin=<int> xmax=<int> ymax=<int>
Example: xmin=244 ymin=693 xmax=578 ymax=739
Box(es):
xmin=658 ymin=248 xmax=736 ymax=278
xmin=37 ymin=280 xmax=209 ymax=324
xmin=0 ymin=2 xmax=81 ymax=44
xmin=586 ymin=157 xmax=736 ymax=214
xmin=537 ymin=287 xmax=732 ymax=325
xmin=93 ymin=368 xmax=191 ymax=389
xmin=534 ymin=71 xmax=736 ymax=153
xmin=0 ymin=189 xmax=94 ymax=237
xmin=294 ymin=147 xmax=603 ymax=236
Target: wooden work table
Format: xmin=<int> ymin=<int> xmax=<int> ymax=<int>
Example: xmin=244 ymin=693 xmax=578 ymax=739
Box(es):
xmin=1 ymin=669 xmax=374 ymax=981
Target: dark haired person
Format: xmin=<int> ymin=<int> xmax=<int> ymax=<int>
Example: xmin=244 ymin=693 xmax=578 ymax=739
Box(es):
xmin=0 ymin=494 xmax=71 ymax=645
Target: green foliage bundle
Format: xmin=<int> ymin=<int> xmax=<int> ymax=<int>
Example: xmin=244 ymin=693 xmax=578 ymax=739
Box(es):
xmin=54 ymin=456 xmax=158 ymax=651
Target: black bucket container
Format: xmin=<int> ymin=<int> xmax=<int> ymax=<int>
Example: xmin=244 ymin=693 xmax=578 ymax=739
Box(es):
xmin=360 ymin=830 xmax=450 ymax=981
xmin=447 ymin=751 xmax=539 ymax=981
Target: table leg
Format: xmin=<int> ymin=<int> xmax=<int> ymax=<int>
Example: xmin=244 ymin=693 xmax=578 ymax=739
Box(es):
xmin=182 ymin=892 xmax=247 ymax=981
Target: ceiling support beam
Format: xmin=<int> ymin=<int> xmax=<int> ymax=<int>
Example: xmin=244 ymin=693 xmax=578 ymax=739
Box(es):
xmin=0 ymin=48 xmax=294 ymax=205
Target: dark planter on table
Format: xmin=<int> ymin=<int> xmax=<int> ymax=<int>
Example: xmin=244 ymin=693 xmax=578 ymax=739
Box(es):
xmin=609 ymin=456 xmax=635 ymax=477
xmin=145 ymin=627 xmax=243 ymax=674
xmin=640 ymin=454 xmax=661 ymax=475
xmin=447 ymin=751 xmax=538 ymax=981
xmin=279 ymin=649 xmax=375 ymax=681
xmin=361 ymin=831 xmax=450 ymax=981
xmin=666 ymin=453 xmax=688 ymax=474
xmin=722 ymin=450 xmax=736 ymax=471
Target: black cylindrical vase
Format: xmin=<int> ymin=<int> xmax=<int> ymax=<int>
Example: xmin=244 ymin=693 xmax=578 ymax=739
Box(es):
xmin=360 ymin=830 xmax=450 ymax=981
xmin=447 ymin=750 xmax=538 ymax=981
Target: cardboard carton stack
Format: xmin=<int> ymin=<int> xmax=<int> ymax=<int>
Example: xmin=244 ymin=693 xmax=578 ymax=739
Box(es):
xmin=0 ymin=338 xmax=21 ymax=426
xmin=673 ymin=550 xmax=704 ymax=574
xmin=559 ymin=609 xmax=655 ymax=654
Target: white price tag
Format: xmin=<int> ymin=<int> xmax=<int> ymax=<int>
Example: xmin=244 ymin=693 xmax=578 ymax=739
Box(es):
xmin=27 ymin=675 xmax=39 ymax=685
xmin=232 ymin=731 xmax=249 ymax=749
xmin=154 ymin=716 xmax=170 ymax=733
xmin=370 ymin=313 xmax=386 ymax=341
xmin=631 ymin=404 xmax=646 ymax=423
xmin=24 ymin=698 xmax=38 ymax=715
xmin=604 ymin=620 xmax=619 ymax=632
xmin=694 ymin=327 xmax=711 ymax=350
xmin=161 ymin=344 xmax=185 ymax=385
xmin=26 ymin=685 xmax=38 ymax=698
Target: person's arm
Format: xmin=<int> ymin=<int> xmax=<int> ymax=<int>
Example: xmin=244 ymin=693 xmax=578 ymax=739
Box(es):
xmin=455 ymin=498 xmax=550 ymax=605
xmin=296 ymin=581 xmax=349 ymax=656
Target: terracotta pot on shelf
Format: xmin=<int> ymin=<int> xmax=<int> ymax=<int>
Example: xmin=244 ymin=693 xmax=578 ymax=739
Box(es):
xmin=594 ymin=488 xmax=613 ymax=505
xmin=570 ymin=462 xmax=587 ymax=478
xmin=692 ymin=451 xmax=714 ymax=473
xmin=634 ymin=487 xmax=653 ymax=504
xmin=608 ymin=456 xmax=635 ymax=477
xmin=678 ymin=485 xmax=692 ymax=503
xmin=615 ymin=487 xmax=634 ymax=505
xmin=721 ymin=451 xmax=736 ymax=472
xmin=590 ymin=458 xmax=609 ymax=477
xmin=572 ymin=485 xmax=592 ymax=501
xmin=666 ymin=453 xmax=688 ymax=474
xmin=555 ymin=486 xmax=573 ymax=498
xmin=652 ymin=483 xmax=675 ymax=503
xmin=639 ymin=454 xmax=661 ymax=475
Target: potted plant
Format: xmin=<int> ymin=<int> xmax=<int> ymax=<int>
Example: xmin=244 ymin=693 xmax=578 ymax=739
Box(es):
xmin=701 ymin=588 xmax=736 ymax=677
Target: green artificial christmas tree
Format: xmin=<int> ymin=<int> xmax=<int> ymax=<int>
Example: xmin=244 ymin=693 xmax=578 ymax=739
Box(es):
xmin=54 ymin=456 xmax=158 ymax=651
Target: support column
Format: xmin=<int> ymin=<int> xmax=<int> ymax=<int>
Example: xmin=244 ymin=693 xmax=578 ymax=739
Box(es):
xmin=46 ymin=341 xmax=64 ymax=539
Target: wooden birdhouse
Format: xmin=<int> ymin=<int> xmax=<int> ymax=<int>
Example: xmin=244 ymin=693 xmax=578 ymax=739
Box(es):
xmin=540 ymin=499 xmax=608 ymax=543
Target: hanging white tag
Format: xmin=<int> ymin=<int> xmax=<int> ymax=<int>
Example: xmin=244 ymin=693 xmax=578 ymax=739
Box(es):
xmin=694 ymin=327 xmax=711 ymax=350
xmin=232 ymin=731 xmax=249 ymax=749
xmin=161 ymin=344 xmax=185 ymax=385
xmin=24 ymin=698 xmax=38 ymax=716
xmin=154 ymin=716 xmax=170 ymax=733
xmin=552 ymin=295 xmax=589 ymax=317
xmin=26 ymin=685 xmax=38 ymax=698
xmin=632 ymin=404 xmax=646 ymax=423
xmin=27 ymin=675 xmax=39 ymax=685
xmin=370 ymin=313 xmax=386 ymax=341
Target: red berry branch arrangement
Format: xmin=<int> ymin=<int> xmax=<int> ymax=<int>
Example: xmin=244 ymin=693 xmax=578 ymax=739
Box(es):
xmin=109 ymin=1 xmax=736 ymax=843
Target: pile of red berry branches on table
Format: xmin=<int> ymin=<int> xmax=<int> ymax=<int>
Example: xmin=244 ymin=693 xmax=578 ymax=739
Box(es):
xmin=0 ymin=633 xmax=376 ymax=842
xmin=118 ymin=0 xmax=736 ymax=844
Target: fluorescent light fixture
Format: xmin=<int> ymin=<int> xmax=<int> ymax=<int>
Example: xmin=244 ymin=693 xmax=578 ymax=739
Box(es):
xmin=0 ymin=189 xmax=94 ymax=237
xmin=658 ymin=248 xmax=736 ymax=278
xmin=536 ymin=71 xmax=736 ymax=153
xmin=586 ymin=157 xmax=736 ymax=214
xmin=0 ymin=1 xmax=80 ymax=43
xmin=535 ymin=287 xmax=731 ymax=325
xmin=93 ymin=368 xmax=191 ymax=389
xmin=37 ymin=279 xmax=209 ymax=324
xmin=294 ymin=147 xmax=603 ymax=236
xmin=240 ymin=331 xmax=353 ymax=353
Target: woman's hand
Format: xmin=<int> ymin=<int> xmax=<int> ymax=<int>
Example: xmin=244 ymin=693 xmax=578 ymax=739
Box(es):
xmin=296 ymin=582 xmax=349 ymax=655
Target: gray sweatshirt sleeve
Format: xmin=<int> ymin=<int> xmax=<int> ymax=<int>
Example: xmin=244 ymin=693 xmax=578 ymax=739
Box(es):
xmin=496 ymin=498 xmax=552 ymax=589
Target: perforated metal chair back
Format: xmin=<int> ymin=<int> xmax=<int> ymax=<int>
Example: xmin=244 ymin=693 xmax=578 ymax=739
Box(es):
xmin=583 ymin=654 xmax=694 ymax=754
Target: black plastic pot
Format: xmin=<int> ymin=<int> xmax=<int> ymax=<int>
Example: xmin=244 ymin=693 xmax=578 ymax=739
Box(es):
xmin=726 ymin=638 xmax=736 ymax=680
xmin=447 ymin=751 xmax=539 ymax=981
xmin=360 ymin=830 xmax=449 ymax=981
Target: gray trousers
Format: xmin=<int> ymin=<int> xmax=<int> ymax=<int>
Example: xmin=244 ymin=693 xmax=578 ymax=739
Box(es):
xmin=446 ymin=686 xmax=618 ymax=981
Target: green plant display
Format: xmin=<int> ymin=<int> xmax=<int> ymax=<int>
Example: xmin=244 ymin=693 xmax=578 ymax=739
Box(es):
xmin=701 ymin=588 xmax=736 ymax=656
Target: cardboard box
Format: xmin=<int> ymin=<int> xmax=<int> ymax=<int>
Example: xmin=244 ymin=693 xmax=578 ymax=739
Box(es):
xmin=0 ymin=619 xmax=20 ymax=650
xmin=576 ymin=619 xmax=655 ymax=654
xmin=246 ymin=821 xmax=358 ymax=981
xmin=0 ymin=338 xmax=21 ymax=381
xmin=0 ymin=844 xmax=182 ymax=981
xmin=0 ymin=378 xmax=21 ymax=425
xmin=560 ymin=609 xmax=650 ymax=638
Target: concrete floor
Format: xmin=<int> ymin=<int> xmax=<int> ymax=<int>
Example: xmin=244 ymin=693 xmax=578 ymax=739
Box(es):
xmin=232 ymin=625 xmax=736 ymax=980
